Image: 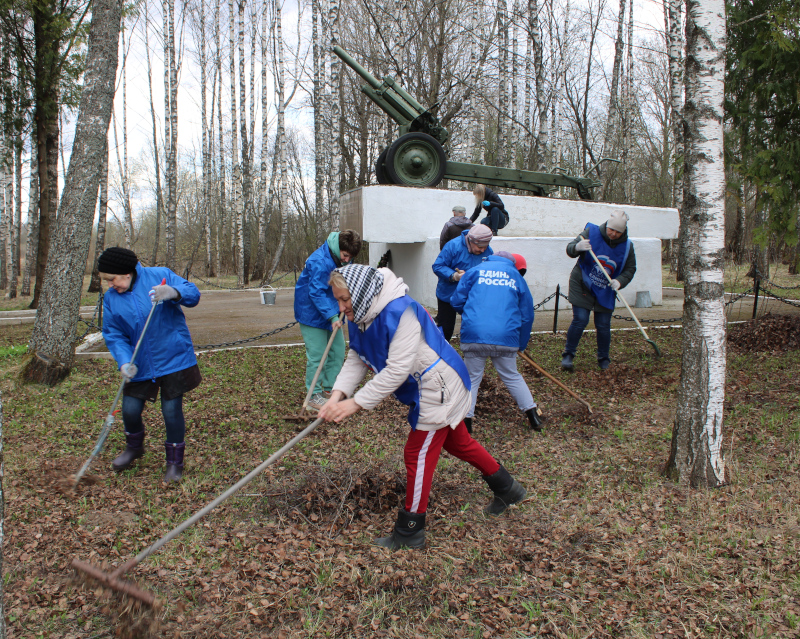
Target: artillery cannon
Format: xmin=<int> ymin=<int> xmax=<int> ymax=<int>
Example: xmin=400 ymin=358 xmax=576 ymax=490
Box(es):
xmin=333 ymin=45 xmax=601 ymax=200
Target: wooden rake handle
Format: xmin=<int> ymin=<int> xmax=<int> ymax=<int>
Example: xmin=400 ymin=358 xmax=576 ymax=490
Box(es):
xmin=518 ymin=350 xmax=593 ymax=414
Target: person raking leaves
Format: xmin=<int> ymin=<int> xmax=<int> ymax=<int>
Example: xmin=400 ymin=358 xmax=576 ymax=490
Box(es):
xmin=99 ymin=247 xmax=202 ymax=483
xmin=318 ymin=264 xmax=527 ymax=550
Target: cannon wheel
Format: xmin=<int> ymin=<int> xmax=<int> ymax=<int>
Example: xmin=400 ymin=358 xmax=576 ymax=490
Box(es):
xmin=385 ymin=132 xmax=447 ymax=188
xmin=375 ymin=148 xmax=392 ymax=184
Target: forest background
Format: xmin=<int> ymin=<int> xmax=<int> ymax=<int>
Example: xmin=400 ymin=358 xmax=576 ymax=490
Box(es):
xmin=0 ymin=0 xmax=797 ymax=299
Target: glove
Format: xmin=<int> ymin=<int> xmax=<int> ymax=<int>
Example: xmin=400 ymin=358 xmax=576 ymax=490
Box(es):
xmin=575 ymin=239 xmax=592 ymax=252
xmin=120 ymin=363 xmax=138 ymax=380
xmin=150 ymin=284 xmax=179 ymax=302
xmin=482 ymin=200 xmax=491 ymax=208
xmin=611 ymin=279 xmax=621 ymax=291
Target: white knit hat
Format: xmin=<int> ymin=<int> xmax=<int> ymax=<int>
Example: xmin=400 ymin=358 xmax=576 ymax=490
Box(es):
xmin=607 ymin=210 xmax=629 ymax=233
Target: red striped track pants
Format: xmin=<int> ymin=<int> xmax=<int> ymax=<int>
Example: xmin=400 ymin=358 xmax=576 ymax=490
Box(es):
xmin=404 ymin=420 xmax=500 ymax=514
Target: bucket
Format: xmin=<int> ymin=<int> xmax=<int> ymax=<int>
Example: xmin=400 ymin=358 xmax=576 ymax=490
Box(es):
xmin=260 ymin=287 xmax=276 ymax=305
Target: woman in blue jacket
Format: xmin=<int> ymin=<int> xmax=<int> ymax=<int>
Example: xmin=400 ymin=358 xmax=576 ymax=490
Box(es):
xmin=99 ymin=247 xmax=201 ymax=483
xmin=432 ymin=225 xmax=493 ymax=342
xmin=294 ymin=230 xmax=362 ymax=408
xmin=450 ymin=251 xmax=543 ymax=432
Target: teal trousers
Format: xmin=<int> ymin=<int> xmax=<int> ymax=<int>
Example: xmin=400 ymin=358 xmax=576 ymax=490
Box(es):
xmin=300 ymin=324 xmax=346 ymax=394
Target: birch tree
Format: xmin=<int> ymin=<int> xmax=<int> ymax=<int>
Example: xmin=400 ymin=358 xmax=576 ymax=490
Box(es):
xmin=23 ymin=0 xmax=121 ymax=384
xmin=266 ymin=0 xmax=288 ymax=281
xmin=87 ymin=140 xmax=109 ymax=293
xmin=164 ymin=0 xmax=179 ymax=269
xmin=20 ymin=136 xmax=37 ymax=297
xmin=665 ymin=0 xmax=726 ymax=487
xmin=328 ymin=0 xmax=341 ymax=230
xmin=143 ymin=0 xmax=164 ymax=265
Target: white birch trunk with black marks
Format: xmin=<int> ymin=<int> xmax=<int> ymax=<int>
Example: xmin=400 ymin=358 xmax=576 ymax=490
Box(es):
xmin=665 ymin=0 xmax=726 ymax=488
xmin=24 ymin=0 xmax=121 ymax=383
xmin=237 ymin=0 xmax=250 ymax=285
xmin=266 ymin=0 xmax=289 ymax=281
xmin=143 ymin=1 xmax=163 ymax=266
xmin=531 ymin=0 xmax=547 ymax=172
xmin=21 ymin=136 xmax=38 ymax=297
xmin=8 ymin=136 xmax=21 ymax=299
xmin=328 ymin=0 xmax=341 ymax=230
xmin=600 ymin=0 xmax=625 ymax=195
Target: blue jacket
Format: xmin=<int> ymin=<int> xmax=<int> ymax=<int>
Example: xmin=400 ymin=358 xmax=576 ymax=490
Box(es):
xmin=449 ymin=255 xmax=534 ymax=351
xmin=102 ymin=264 xmax=200 ymax=382
xmin=432 ymin=230 xmax=493 ymax=303
xmin=294 ymin=242 xmax=341 ymax=330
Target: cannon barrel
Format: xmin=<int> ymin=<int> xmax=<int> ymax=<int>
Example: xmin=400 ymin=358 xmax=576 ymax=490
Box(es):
xmin=333 ymin=45 xmax=382 ymax=90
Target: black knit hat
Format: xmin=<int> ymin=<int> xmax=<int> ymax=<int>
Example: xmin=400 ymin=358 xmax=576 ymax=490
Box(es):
xmin=97 ymin=247 xmax=139 ymax=275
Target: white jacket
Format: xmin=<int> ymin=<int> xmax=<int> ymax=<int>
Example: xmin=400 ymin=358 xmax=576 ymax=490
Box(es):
xmin=333 ymin=269 xmax=470 ymax=431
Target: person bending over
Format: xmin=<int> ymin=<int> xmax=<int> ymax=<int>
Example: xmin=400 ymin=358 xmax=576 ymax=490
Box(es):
xmin=318 ymin=264 xmax=527 ymax=550
xmin=471 ymin=184 xmax=509 ymax=236
xmin=450 ymin=251 xmax=543 ymax=434
xmin=432 ymin=225 xmax=493 ymax=342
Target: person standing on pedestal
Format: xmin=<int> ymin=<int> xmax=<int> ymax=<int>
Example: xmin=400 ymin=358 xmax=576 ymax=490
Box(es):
xmin=562 ymin=210 xmax=637 ymax=371
xmin=432 ymin=225 xmax=494 ymax=342
xmin=294 ymin=230 xmax=362 ymax=409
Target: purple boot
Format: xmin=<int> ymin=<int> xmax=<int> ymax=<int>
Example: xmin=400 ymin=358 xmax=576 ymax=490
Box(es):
xmin=112 ymin=430 xmax=145 ymax=472
xmin=164 ymin=442 xmax=185 ymax=483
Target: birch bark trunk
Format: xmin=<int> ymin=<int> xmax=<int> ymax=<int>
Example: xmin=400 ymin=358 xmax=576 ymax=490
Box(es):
xmin=531 ymin=0 xmax=547 ymax=172
xmin=600 ymin=0 xmax=625 ymax=196
xmin=665 ymin=0 xmax=726 ymax=487
xmin=143 ymin=1 xmax=163 ymax=266
xmin=312 ymin=0 xmax=324 ymax=222
xmin=228 ymin=0 xmax=241 ymax=275
xmin=119 ymin=22 xmax=134 ymax=247
xmin=199 ymin=0 xmax=214 ymax=277
xmin=266 ymin=0 xmax=289 ymax=281
xmin=328 ymin=0 xmax=341 ymax=230
xmin=163 ymin=0 xmax=179 ymax=269
xmin=21 ymin=136 xmax=38 ymax=297
xmin=215 ymin=0 xmax=225 ymax=277
xmin=24 ymin=0 xmax=121 ymax=384
xmin=251 ymin=0 xmax=269 ymax=282
xmin=8 ymin=134 xmax=21 ymax=299
xmin=87 ymin=140 xmax=109 ymax=293
xmin=237 ymin=0 xmax=250 ymax=285
xmin=498 ymin=0 xmax=508 ymax=166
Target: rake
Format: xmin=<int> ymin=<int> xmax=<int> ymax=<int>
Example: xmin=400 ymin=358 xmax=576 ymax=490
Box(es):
xmin=518 ymin=350 xmax=593 ymax=413
xmin=72 ymin=416 xmax=325 ymax=606
xmin=73 ymin=278 xmax=166 ymax=487
xmin=587 ymin=249 xmax=661 ymax=357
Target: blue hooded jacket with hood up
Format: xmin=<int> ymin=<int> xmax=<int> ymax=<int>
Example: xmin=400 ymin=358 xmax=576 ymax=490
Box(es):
xmin=432 ymin=229 xmax=493 ymax=303
xmin=449 ymin=254 xmax=534 ymax=351
xmin=102 ymin=264 xmax=200 ymax=382
xmin=294 ymin=238 xmax=344 ymax=329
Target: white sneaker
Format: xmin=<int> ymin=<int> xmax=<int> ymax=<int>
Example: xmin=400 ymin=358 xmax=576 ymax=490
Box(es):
xmin=307 ymin=392 xmax=327 ymax=410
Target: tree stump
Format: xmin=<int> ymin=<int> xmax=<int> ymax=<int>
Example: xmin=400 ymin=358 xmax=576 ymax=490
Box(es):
xmin=22 ymin=351 xmax=70 ymax=386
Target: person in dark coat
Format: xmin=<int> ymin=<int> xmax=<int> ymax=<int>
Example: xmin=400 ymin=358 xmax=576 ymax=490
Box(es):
xmin=99 ymin=247 xmax=201 ymax=483
xmin=294 ymin=230 xmax=362 ymax=409
xmin=562 ymin=210 xmax=637 ymax=371
xmin=471 ymin=184 xmax=509 ymax=236
xmin=432 ymin=225 xmax=494 ymax=342
xmin=439 ymin=205 xmax=474 ymax=250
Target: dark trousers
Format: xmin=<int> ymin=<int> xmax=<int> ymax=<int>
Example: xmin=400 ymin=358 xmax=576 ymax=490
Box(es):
xmin=480 ymin=207 xmax=508 ymax=235
xmin=564 ymin=306 xmax=612 ymax=362
xmin=122 ymin=394 xmax=186 ymax=443
xmin=436 ymin=298 xmax=458 ymax=342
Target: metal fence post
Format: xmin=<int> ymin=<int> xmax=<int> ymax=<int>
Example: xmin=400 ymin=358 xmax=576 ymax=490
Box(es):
xmin=752 ymin=276 xmax=760 ymax=319
xmin=553 ymin=284 xmax=560 ymax=334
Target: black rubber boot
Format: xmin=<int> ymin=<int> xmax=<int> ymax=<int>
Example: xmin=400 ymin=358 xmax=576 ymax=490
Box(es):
xmin=464 ymin=417 xmax=473 ymax=434
xmin=374 ymin=509 xmax=426 ymax=550
xmin=112 ymin=430 xmax=145 ymax=472
xmin=561 ymin=352 xmax=574 ymax=372
xmin=163 ymin=442 xmax=185 ymax=483
xmin=525 ymin=407 xmax=544 ymax=432
xmin=482 ymin=465 xmax=527 ymax=516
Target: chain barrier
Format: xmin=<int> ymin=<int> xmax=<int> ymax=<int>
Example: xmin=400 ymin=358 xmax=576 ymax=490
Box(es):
xmin=76 ymin=290 xmax=104 ymax=339
xmin=759 ymin=288 xmax=800 ymax=309
xmin=189 ymin=269 xmax=296 ymax=291
xmin=752 ymin=267 xmax=800 ymax=291
xmin=194 ymin=320 xmax=299 ymax=350
xmin=534 ymin=291 xmax=558 ymax=310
